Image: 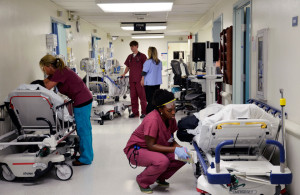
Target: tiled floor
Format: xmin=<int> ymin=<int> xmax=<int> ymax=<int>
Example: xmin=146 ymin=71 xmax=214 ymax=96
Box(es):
xmin=0 ymin=110 xmax=199 ymax=195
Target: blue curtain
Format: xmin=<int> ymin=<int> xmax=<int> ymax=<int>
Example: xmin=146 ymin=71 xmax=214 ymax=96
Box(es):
xmin=51 ymin=22 xmax=59 ymax=55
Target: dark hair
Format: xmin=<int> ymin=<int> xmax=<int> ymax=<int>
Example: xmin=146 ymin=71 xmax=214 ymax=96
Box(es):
xmin=152 ymin=89 xmax=175 ymax=109
xmin=30 ymin=80 xmax=45 ymax=87
xmin=129 ymin=40 xmax=138 ymax=47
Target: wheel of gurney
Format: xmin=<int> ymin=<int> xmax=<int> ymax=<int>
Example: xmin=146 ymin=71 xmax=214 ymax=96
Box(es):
xmin=109 ymin=113 xmax=114 ymax=120
xmin=55 ymin=163 xmax=73 ymax=181
xmin=1 ymin=165 xmax=16 ymax=181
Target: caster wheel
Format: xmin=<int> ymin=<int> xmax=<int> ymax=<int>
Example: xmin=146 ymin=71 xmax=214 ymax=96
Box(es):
xmin=55 ymin=163 xmax=73 ymax=181
xmin=1 ymin=165 xmax=15 ymax=181
xmin=98 ymin=120 xmax=104 ymax=125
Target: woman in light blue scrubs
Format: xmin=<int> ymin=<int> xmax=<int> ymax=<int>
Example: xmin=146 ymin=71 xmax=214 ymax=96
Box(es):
xmin=141 ymin=47 xmax=163 ymax=114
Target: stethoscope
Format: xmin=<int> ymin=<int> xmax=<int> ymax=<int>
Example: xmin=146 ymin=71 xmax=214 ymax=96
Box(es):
xmin=129 ymin=52 xmax=141 ymax=63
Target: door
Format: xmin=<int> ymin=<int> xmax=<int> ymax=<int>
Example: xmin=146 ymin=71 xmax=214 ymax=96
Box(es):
xmin=233 ymin=0 xmax=251 ymax=104
xmin=244 ymin=7 xmax=251 ymax=102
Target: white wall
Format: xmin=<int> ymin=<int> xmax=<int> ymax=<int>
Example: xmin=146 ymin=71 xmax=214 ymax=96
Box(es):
xmin=191 ymin=0 xmax=238 ymax=40
xmin=0 ymin=0 xmax=109 ymax=102
xmin=251 ymin=0 xmax=300 ymax=193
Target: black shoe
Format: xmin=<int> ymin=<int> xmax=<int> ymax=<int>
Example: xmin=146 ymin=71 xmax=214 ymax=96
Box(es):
xmin=140 ymin=114 xmax=146 ymax=119
xmin=72 ymin=160 xmax=88 ymax=166
xmin=129 ymin=113 xmax=137 ymax=118
xmin=156 ymin=180 xmax=169 ymax=187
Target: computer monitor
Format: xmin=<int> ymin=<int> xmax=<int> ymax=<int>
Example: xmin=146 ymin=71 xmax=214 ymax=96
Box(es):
xmin=192 ymin=42 xmax=206 ymax=62
xmin=173 ymin=51 xmax=184 ymax=60
xmin=209 ymin=42 xmax=219 ymax=62
xmin=192 ymin=42 xmax=219 ymax=62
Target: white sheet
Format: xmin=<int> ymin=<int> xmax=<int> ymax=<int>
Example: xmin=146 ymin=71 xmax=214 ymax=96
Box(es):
xmin=7 ymin=84 xmax=73 ymax=122
xmin=193 ymin=104 xmax=279 ymax=152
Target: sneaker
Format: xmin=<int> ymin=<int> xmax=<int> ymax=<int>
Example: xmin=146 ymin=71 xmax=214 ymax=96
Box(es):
xmin=156 ymin=180 xmax=169 ymax=187
xmin=140 ymin=114 xmax=146 ymax=119
xmin=137 ymin=183 xmax=153 ymax=194
xmin=129 ymin=113 xmax=138 ymax=118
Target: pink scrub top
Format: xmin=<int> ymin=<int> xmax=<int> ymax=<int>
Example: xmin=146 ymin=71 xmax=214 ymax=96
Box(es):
xmin=48 ymin=67 xmax=92 ymax=107
xmin=124 ymin=52 xmax=147 ymax=83
xmin=123 ymin=109 xmax=178 ymax=155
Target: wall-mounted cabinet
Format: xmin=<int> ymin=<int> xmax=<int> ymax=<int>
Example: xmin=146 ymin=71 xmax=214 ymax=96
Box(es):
xmin=220 ymin=26 xmax=233 ymax=85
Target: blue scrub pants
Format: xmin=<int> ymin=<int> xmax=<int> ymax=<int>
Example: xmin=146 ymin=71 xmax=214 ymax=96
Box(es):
xmin=74 ymin=103 xmax=93 ymax=164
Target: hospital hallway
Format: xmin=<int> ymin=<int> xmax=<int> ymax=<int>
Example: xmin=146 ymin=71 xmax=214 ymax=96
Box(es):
xmin=0 ymin=111 xmax=199 ymax=195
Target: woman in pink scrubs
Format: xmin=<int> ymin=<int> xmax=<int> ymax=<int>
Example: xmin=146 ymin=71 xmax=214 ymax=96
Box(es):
xmin=124 ymin=89 xmax=190 ymax=194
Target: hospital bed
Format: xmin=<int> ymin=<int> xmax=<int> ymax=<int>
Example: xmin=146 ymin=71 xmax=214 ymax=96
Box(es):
xmin=189 ymin=104 xmax=292 ymax=194
xmin=0 ymin=85 xmax=77 ymax=181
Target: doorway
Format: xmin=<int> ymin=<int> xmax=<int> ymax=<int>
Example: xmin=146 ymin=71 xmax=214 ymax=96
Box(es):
xmin=233 ymin=0 xmax=251 ymax=103
xmin=212 ymin=14 xmax=223 ymax=43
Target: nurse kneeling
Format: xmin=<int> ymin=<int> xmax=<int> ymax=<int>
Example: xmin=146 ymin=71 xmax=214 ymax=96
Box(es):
xmin=123 ymin=89 xmax=190 ymax=194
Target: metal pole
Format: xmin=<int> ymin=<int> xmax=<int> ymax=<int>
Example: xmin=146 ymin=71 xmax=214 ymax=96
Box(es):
xmin=279 ymin=89 xmax=286 ymax=167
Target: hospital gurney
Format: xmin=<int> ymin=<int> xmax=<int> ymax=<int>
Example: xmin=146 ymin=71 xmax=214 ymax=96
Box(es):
xmin=189 ymin=104 xmax=292 ymax=195
xmin=0 ymin=86 xmax=77 ymax=181
xmin=93 ymin=76 xmax=131 ymax=120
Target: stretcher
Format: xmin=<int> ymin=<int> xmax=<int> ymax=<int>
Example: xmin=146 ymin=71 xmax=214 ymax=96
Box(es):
xmin=190 ymin=104 xmax=292 ymax=194
xmin=0 ymin=86 xmax=78 ymax=181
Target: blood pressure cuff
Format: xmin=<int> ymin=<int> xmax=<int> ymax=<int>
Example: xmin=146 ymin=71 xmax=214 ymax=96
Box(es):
xmin=177 ymin=115 xmax=199 ymax=142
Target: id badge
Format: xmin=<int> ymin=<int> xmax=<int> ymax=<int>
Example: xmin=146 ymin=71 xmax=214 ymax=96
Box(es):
xmin=168 ymin=135 xmax=174 ymax=143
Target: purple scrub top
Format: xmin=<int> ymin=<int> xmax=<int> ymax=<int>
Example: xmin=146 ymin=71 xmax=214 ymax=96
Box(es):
xmin=124 ymin=109 xmax=177 ymax=154
xmin=48 ymin=67 xmax=92 ymax=107
xmin=124 ymin=52 xmax=147 ymax=82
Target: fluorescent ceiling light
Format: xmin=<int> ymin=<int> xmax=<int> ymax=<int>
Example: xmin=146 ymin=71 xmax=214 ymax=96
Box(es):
xmin=97 ymin=3 xmax=173 ymax=12
xmin=132 ymin=35 xmax=164 ymax=39
xmin=147 ymin=26 xmax=167 ymax=30
xmin=121 ymin=23 xmax=167 ymax=31
xmin=121 ymin=26 xmax=167 ymax=31
xmin=131 ymin=33 xmax=164 ymax=39
xmin=121 ymin=26 xmax=134 ymax=31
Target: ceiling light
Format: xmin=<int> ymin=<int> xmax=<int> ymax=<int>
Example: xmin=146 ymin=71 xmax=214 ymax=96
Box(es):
xmin=121 ymin=22 xmax=167 ymax=31
xmin=97 ymin=2 xmax=173 ymax=12
xmin=131 ymin=33 xmax=164 ymax=39
xmin=121 ymin=26 xmax=134 ymax=30
xmin=112 ymin=36 xmax=118 ymax=41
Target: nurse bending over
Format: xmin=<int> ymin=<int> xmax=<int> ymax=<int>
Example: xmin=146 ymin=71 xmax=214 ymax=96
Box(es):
xmin=39 ymin=55 xmax=93 ymax=166
xmin=124 ymin=89 xmax=190 ymax=194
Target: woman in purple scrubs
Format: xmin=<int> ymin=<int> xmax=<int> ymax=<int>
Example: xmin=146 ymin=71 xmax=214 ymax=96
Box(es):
xmin=39 ymin=54 xmax=93 ymax=166
xmin=124 ymin=89 xmax=190 ymax=194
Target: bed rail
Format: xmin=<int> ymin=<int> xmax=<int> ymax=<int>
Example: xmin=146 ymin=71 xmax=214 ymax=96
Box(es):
xmin=247 ymin=99 xmax=287 ymax=119
xmin=0 ymin=104 xmax=5 ymax=121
